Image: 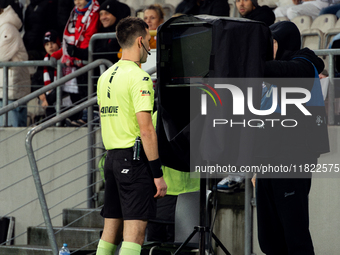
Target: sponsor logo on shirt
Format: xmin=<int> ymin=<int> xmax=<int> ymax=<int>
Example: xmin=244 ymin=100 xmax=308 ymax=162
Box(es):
xmin=140 ymin=90 xmax=151 ymax=96
xmin=100 ymin=106 xmax=119 ymax=117
xmin=143 ymin=77 xmax=149 ymax=81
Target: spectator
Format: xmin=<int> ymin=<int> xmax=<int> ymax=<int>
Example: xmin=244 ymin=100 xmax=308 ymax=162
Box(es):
xmin=144 ymin=4 xmax=165 ymax=49
xmin=274 ymin=0 xmax=329 ymax=20
xmin=74 ymin=0 xmax=130 ymax=64
xmin=236 ymin=0 xmax=275 ymax=26
xmin=51 ymin=0 xmax=101 ymax=127
xmin=99 ymin=0 xmax=130 ymax=58
xmin=56 ymin=0 xmax=108 ymax=40
xmin=23 ymin=0 xmax=58 ymax=60
xmin=255 ymin=21 xmax=327 ymax=255
xmin=31 ymin=30 xmax=62 ymax=119
xmin=0 ymin=6 xmax=31 ymax=127
xmin=0 ymin=0 xmax=23 ymax=28
xmin=175 ymin=0 xmax=230 ymax=17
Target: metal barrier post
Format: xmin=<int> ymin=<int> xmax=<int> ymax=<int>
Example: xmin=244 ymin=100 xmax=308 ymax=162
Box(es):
xmin=26 ymin=131 xmax=59 ymax=255
xmin=245 ymin=173 xmax=253 ymax=255
xmin=56 ymin=61 xmax=63 ymax=127
xmin=87 ymin=33 xmax=117 ymax=208
xmin=313 ymin=48 xmax=340 ymax=125
xmin=26 ymin=97 xmax=97 ymax=255
xmin=328 ymin=53 xmax=335 ymax=125
xmin=2 ymin=66 xmax=8 ymax=126
xmin=87 ymin=34 xmax=95 ymax=208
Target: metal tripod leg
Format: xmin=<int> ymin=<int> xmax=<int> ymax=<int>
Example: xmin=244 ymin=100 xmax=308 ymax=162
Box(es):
xmin=211 ymin=231 xmax=232 ymax=255
xmin=173 ymin=227 xmax=199 ymax=255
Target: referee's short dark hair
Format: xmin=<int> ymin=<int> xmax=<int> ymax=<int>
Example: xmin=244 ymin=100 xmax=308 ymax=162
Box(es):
xmin=116 ymin=17 xmax=149 ymax=49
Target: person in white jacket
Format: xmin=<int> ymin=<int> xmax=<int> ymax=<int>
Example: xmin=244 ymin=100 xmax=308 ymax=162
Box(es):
xmin=274 ymin=0 xmax=329 ymax=20
xmin=0 ymin=5 xmax=31 ymax=127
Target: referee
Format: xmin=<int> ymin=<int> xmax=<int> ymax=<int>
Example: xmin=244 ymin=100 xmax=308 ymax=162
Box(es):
xmin=96 ymin=17 xmax=167 ymax=255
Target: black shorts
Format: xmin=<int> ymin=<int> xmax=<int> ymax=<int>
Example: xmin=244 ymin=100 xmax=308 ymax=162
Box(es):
xmin=100 ymin=147 xmax=157 ymax=220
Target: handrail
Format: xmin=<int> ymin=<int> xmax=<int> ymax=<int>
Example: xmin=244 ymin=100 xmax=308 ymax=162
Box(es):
xmin=0 ymin=59 xmax=112 ymax=116
xmin=0 ymin=59 xmax=57 ymax=126
xmin=24 ymin=59 xmax=112 ymax=255
xmin=314 ymin=48 xmax=340 ymax=125
xmin=26 ymin=97 xmax=97 ymax=255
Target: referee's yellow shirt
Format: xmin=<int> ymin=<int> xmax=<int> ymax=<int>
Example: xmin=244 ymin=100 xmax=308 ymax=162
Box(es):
xmin=97 ymin=60 xmax=154 ymax=150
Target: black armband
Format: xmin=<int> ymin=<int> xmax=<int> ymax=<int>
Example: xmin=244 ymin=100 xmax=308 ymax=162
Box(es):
xmin=149 ymin=158 xmax=163 ymax=178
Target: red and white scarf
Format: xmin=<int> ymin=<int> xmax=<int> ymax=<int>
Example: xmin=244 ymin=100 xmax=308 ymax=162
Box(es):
xmin=61 ymin=0 xmax=100 ymax=65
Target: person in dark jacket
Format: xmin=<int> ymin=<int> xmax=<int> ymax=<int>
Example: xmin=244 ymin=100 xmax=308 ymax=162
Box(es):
xmin=175 ymin=0 xmax=230 ymax=16
xmin=236 ymin=0 xmax=275 ymax=26
xmin=31 ymin=30 xmax=62 ymax=118
xmin=254 ymin=21 xmax=328 ymax=255
xmin=67 ymin=0 xmax=130 ymax=64
xmin=23 ymin=0 xmax=58 ymax=60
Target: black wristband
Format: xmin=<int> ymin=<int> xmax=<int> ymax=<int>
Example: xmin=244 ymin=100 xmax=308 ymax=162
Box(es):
xmin=149 ymin=158 xmax=163 ymax=178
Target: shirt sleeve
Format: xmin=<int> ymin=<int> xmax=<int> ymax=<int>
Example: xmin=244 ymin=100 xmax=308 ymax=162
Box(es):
xmin=130 ymin=73 xmax=154 ymax=114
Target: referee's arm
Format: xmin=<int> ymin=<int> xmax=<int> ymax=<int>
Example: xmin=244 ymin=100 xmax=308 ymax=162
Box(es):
xmin=136 ymin=111 xmax=167 ymax=198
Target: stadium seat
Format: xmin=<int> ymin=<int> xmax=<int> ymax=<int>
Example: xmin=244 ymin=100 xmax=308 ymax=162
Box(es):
xmin=228 ymin=0 xmax=236 ymax=17
xmin=301 ymin=14 xmax=337 ymax=49
xmin=325 ymin=18 xmax=340 ymax=48
xmin=162 ymin=3 xmax=176 ymax=20
xmin=291 ymin=15 xmax=313 ymax=33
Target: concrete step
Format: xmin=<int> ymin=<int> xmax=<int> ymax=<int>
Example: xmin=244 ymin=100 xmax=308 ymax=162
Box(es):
xmin=0 ymin=245 xmax=98 ymax=255
xmin=62 ymin=208 xmax=104 ymax=228
xmin=27 ymin=226 xmax=101 ymax=250
xmin=0 ymin=245 xmax=52 ymax=255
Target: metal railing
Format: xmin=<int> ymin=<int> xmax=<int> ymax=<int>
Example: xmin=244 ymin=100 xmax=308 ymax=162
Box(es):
xmin=313 ymin=48 xmax=340 ymax=125
xmin=0 ymin=59 xmax=57 ymax=126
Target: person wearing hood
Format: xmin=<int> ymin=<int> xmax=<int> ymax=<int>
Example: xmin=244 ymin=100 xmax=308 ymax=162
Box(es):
xmin=96 ymin=0 xmax=130 ymax=63
xmin=254 ymin=21 xmax=328 ymax=255
xmin=236 ymin=0 xmax=275 ymax=26
xmin=0 ymin=6 xmax=31 ymax=127
xmin=67 ymin=0 xmax=130 ymax=64
xmin=0 ymin=0 xmax=23 ymax=29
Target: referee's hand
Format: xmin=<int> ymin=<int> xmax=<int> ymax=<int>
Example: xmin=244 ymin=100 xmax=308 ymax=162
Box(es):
xmin=154 ymin=177 xmax=167 ymax=198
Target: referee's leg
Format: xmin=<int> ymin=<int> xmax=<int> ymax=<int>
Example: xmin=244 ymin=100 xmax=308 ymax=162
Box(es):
xmin=96 ymin=218 xmax=123 ymax=255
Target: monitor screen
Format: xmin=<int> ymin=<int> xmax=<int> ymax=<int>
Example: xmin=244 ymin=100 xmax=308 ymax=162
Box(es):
xmin=169 ymin=25 xmax=212 ymax=84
